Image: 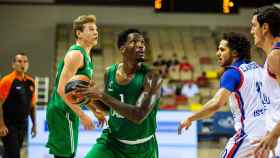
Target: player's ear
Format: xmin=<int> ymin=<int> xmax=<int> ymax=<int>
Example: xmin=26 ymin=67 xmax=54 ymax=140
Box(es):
xmin=232 ymin=50 xmax=239 ymax=58
xmin=76 ymin=30 xmax=82 ymax=38
xmin=262 ymin=23 xmax=270 ymax=35
xmin=120 ymin=46 xmax=125 ymax=54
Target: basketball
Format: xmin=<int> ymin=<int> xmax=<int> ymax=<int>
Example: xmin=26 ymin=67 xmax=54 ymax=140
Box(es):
xmin=64 ymin=75 xmax=90 ymax=104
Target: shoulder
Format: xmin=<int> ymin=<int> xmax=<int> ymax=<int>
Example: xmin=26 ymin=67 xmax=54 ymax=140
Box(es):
xmin=104 ymin=64 xmax=117 ymax=79
xmin=0 ymin=72 xmax=15 ymax=84
xmin=105 ymin=64 xmax=117 ymax=74
xmin=64 ymin=50 xmax=84 ymax=65
xmin=268 ymin=49 xmax=280 ymax=62
xmin=65 ymin=50 xmax=83 ymax=59
xmin=267 ymin=49 xmax=280 ymax=74
xmin=221 ymin=68 xmax=241 ymax=80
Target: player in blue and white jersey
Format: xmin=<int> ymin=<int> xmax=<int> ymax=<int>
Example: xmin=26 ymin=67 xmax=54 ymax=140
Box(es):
xmin=251 ymin=5 xmax=280 ymax=158
xmin=178 ymin=32 xmax=268 ymax=158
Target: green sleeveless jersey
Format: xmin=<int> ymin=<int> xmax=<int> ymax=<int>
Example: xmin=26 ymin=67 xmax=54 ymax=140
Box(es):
xmin=105 ymin=64 xmax=159 ymax=140
xmin=48 ymin=45 xmax=94 ymax=114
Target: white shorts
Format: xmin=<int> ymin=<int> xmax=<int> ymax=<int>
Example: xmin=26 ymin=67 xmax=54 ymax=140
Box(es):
xmin=220 ymin=132 xmax=257 ymax=158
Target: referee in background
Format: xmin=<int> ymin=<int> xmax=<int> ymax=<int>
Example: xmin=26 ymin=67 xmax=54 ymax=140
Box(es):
xmin=0 ymin=53 xmax=37 ymax=158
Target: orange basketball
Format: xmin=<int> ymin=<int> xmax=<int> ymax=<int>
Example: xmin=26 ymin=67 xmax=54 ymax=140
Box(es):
xmin=64 ymin=75 xmax=90 ymax=104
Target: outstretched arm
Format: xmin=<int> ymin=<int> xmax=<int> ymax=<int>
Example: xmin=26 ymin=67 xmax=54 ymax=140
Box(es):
xmin=178 ymin=88 xmax=231 ymax=134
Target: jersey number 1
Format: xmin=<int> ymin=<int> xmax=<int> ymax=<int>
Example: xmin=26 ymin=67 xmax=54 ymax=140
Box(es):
xmin=119 ymin=94 xmax=124 ymax=103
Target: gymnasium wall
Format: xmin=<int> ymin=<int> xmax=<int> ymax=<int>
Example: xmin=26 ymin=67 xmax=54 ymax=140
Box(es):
xmin=0 ymin=4 xmax=254 ymax=77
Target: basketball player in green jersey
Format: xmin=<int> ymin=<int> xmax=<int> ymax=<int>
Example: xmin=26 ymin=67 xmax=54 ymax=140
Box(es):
xmin=78 ymin=29 xmax=162 ymax=158
xmin=46 ymin=15 xmax=99 ymax=158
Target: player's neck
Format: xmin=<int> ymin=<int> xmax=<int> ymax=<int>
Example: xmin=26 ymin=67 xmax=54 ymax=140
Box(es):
xmin=122 ymin=61 xmax=138 ymax=75
xmin=14 ymin=71 xmax=25 ymax=79
xmin=231 ymin=58 xmax=239 ymax=65
xmin=263 ymin=36 xmax=280 ymax=56
xmin=76 ymin=40 xmax=92 ymax=55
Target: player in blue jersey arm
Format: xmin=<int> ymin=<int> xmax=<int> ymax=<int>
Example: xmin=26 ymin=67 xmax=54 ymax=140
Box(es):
xmin=178 ymin=32 xmax=268 ymax=158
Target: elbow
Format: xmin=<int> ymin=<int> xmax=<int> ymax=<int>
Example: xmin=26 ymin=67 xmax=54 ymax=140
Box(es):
xmin=212 ymin=101 xmax=224 ymax=111
xmin=131 ymin=110 xmax=146 ymax=124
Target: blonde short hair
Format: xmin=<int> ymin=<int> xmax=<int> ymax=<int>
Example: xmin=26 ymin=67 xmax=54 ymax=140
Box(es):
xmin=73 ymin=14 xmax=96 ymax=39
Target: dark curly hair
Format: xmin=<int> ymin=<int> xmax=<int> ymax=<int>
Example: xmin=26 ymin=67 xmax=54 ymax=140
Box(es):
xmin=222 ymin=32 xmax=251 ymax=60
xmin=253 ymin=5 xmax=280 ymax=37
xmin=117 ymin=28 xmax=141 ymax=49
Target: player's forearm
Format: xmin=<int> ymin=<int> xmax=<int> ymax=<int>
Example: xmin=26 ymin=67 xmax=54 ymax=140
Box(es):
xmin=59 ymin=92 xmax=86 ymax=118
xmin=30 ymin=105 xmax=36 ymax=127
xmin=92 ymin=100 xmax=109 ymax=113
xmin=86 ymin=102 xmax=97 ymax=112
xmin=189 ymin=99 xmax=221 ymax=122
xmin=0 ymin=102 xmax=4 ymax=125
xmin=134 ymin=92 xmax=156 ymax=123
xmin=270 ymin=122 xmax=280 ymax=139
xmin=67 ymin=102 xmax=86 ymax=118
xmin=101 ymin=94 xmax=146 ymax=124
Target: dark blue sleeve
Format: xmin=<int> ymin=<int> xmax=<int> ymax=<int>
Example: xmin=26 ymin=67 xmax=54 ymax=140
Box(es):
xmin=220 ymin=69 xmax=241 ymax=92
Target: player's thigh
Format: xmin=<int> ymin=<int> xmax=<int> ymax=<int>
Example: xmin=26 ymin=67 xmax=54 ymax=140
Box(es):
xmin=119 ymin=138 xmax=158 ymax=158
xmin=85 ymin=143 xmax=115 ymax=158
xmin=221 ymin=137 xmax=255 ymax=158
xmin=47 ymin=107 xmax=77 ymax=155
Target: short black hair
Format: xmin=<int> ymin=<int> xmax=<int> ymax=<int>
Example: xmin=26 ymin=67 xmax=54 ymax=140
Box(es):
xmin=13 ymin=52 xmax=27 ymax=62
xmin=253 ymin=5 xmax=280 ymax=37
xmin=222 ymin=32 xmax=251 ymax=60
xmin=117 ymin=28 xmax=141 ymax=49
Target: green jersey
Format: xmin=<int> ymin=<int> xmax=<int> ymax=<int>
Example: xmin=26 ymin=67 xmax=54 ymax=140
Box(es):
xmin=48 ymin=44 xmax=94 ymax=114
xmin=105 ymin=64 xmax=158 ymax=140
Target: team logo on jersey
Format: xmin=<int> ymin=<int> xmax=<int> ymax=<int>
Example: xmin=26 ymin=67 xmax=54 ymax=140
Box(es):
xmin=256 ymin=81 xmax=270 ymax=105
xmin=107 ymin=81 xmax=114 ymax=92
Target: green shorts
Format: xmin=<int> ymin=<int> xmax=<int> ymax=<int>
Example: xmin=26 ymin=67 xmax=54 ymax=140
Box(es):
xmin=85 ymin=129 xmax=158 ymax=158
xmin=46 ymin=105 xmax=79 ymax=157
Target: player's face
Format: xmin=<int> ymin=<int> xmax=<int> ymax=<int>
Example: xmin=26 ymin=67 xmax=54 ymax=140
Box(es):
xmin=13 ymin=55 xmax=29 ymax=73
xmin=79 ymin=22 xmax=98 ymax=46
xmin=251 ymin=15 xmax=265 ymax=48
xmin=216 ymin=40 xmax=234 ymax=67
xmin=123 ymin=33 xmax=146 ymax=63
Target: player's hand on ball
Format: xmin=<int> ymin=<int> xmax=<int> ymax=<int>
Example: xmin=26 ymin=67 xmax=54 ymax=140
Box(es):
xmin=177 ymin=117 xmax=192 ymax=135
xmin=75 ymin=80 xmax=103 ymax=100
